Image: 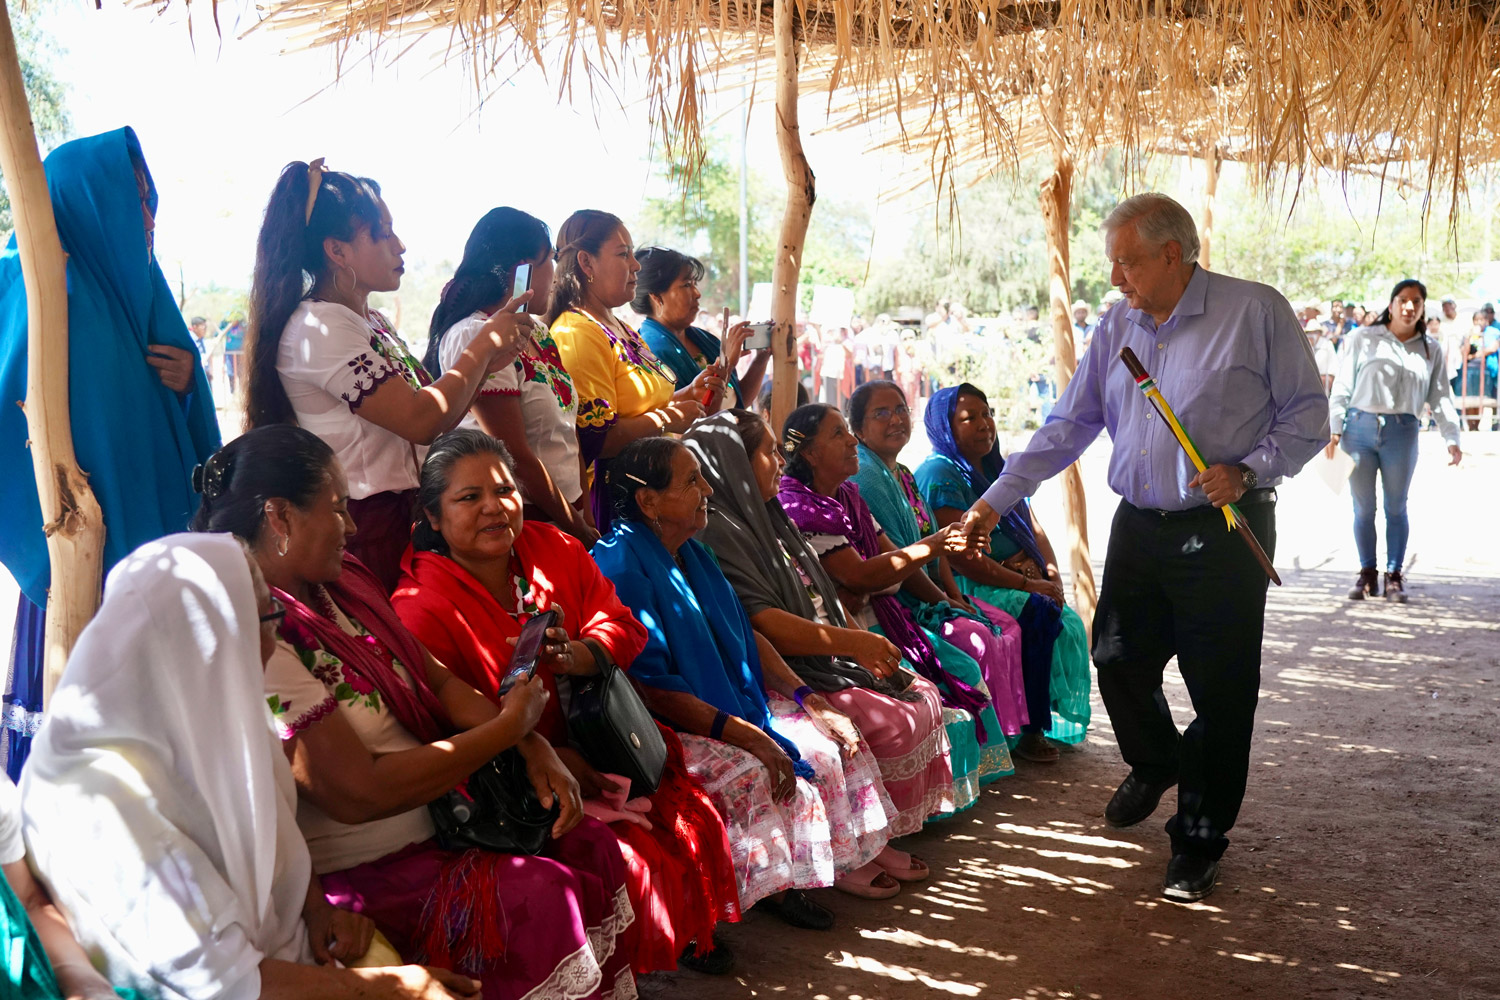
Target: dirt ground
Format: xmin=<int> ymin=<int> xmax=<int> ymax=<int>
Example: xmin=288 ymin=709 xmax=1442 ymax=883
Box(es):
xmin=639 ymin=430 xmax=1500 ymax=1000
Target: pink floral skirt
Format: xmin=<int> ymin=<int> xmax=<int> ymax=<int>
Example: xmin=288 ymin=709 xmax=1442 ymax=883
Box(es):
xmin=679 ymin=697 xmax=895 ymax=909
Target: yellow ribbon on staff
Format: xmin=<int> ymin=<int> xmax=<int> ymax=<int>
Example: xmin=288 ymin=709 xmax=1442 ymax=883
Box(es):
xmin=1140 ymin=381 xmax=1239 ymax=533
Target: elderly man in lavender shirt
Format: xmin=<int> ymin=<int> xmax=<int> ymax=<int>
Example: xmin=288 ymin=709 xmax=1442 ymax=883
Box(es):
xmin=959 ymin=193 xmax=1329 ymax=902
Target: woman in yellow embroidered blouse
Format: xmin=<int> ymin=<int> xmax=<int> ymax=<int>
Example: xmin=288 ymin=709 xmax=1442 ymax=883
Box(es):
xmin=548 ymin=210 xmax=719 ymax=529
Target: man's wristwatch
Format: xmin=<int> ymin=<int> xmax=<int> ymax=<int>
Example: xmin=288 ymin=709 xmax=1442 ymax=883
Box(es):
xmin=1236 ymin=463 xmax=1258 ymax=491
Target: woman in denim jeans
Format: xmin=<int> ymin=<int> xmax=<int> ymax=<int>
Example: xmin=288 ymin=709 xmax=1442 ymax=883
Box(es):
xmin=1328 ymin=279 xmax=1462 ymax=603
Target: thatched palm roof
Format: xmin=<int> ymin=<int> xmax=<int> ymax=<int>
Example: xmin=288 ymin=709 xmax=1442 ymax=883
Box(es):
xmin=241 ymin=0 xmax=1500 ymax=197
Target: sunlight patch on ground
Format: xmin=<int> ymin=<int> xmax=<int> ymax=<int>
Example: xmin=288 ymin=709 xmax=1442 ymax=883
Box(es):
xmin=1276 ymin=667 xmax=1398 ymax=691
xmin=858 ymin=927 xmax=1019 ymax=963
xmin=991 ymin=823 xmax=1147 ymax=851
xmin=1335 ymin=961 xmax=1403 ymax=984
xmin=829 ymin=951 xmax=984 ymax=995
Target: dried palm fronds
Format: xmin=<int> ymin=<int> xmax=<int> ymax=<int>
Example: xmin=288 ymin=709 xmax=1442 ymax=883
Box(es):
xmin=191 ymin=0 xmax=1500 ymax=203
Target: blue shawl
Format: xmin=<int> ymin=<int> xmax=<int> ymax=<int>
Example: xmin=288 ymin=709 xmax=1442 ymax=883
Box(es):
xmin=0 ymin=127 xmax=220 ymax=606
xmin=592 ymin=519 xmax=812 ymax=778
xmin=638 ymin=316 xmax=743 ymax=400
xmin=924 ymin=383 xmax=1045 ymax=568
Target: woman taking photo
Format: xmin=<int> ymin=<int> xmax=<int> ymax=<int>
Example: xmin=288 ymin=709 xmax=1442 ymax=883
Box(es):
xmin=916 ymin=384 xmax=1093 ymax=758
xmin=244 ymin=161 xmax=533 ymax=590
xmin=424 ymin=208 xmax=597 ymax=545
xmin=594 ymin=438 xmax=899 ymax=927
xmin=547 ymin=211 xmax=713 ymax=531
xmin=633 ymin=247 xmax=768 ymax=412
xmin=192 ymin=425 xmax=636 ymax=1000
xmin=393 ymin=430 xmax=742 ymax=976
xmin=775 ymin=404 xmax=1014 ymax=790
xmin=1328 ymin=279 xmax=1462 ymax=603
xmin=684 ymin=410 xmax=957 ymax=839
xmin=847 ymin=382 xmax=1031 ymax=741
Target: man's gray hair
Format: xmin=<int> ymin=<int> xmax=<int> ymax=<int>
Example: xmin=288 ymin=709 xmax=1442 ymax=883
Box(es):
xmin=1103 ymin=193 xmax=1201 ymax=265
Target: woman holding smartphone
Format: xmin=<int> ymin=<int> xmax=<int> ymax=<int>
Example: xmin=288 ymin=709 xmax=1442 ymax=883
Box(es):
xmin=244 ymin=161 xmax=533 ymax=591
xmin=548 ymin=212 xmax=716 ymax=531
xmin=395 ymin=430 xmax=743 ymax=975
xmin=426 ymin=208 xmax=598 ymax=544
xmin=633 ymin=247 xmax=769 ymax=413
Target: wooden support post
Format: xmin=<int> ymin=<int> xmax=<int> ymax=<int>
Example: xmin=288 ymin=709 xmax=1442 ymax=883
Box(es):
xmin=769 ymin=0 xmax=814 ymax=435
xmin=1039 ymin=91 xmax=1097 ymax=641
xmin=1200 ymin=139 xmax=1222 ymax=270
xmin=0 ymin=0 xmax=103 ymax=702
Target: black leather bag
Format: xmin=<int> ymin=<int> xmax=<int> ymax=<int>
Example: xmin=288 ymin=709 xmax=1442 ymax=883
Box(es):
xmin=566 ymin=640 xmax=667 ymax=798
xmin=428 ymin=747 xmax=558 ymax=855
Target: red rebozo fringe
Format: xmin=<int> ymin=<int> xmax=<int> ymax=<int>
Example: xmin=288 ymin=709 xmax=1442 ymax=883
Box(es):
xmin=650 ymin=724 xmax=742 ymax=954
xmin=416 ymin=849 xmax=513 ymax=974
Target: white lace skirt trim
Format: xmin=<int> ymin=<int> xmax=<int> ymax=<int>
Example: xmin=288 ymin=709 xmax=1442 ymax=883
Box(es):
xmin=517 ymin=943 xmax=603 ymax=1000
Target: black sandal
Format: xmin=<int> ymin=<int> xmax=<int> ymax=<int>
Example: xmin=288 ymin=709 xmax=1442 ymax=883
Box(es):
xmin=753 ymin=888 xmax=835 ymax=930
xmin=679 ymin=934 xmax=736 ymax=975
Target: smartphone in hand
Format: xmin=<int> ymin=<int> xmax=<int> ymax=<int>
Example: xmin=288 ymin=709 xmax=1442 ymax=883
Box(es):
xmin=743 ymin=321 xmax=774 ymax=352
xmin=499 ymin=608 xmax=560 ymax=694
xmin=512 ymin=263 xmax=533 ymax=305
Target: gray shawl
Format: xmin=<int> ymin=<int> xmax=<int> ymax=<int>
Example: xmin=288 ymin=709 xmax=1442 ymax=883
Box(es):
xmin=684 ymin=413 xmax=919 ymax=701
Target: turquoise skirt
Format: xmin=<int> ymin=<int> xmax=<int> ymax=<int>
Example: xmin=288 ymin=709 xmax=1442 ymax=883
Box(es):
xmin=956 ymin=581 xmax=1093 ymax=744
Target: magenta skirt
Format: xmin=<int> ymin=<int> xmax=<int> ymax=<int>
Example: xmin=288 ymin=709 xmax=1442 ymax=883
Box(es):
xmin=321 ymin=821 xmax=636 ymax=1000
xmin=941 ymin=598 xmax=1030 ymax=736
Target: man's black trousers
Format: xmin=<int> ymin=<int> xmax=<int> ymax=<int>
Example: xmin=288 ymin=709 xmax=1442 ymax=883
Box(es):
xmin=1092 ymin=497 xmax=1275 ymax=860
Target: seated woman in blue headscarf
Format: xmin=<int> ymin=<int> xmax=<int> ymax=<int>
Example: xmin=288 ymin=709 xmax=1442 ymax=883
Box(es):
xmin=915 ymin=383 xmax=1092 ymax=757
xmin=632 ymin=247 xmax=769 ymax=413
xmin=0 ymin=126 xmax=221 ymax=775
xmin=593 ymin=437 xmax=900 ymax=929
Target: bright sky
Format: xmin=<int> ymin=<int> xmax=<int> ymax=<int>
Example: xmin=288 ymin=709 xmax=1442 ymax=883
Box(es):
xmin=41 ymin=0 xmax=918 ymax=294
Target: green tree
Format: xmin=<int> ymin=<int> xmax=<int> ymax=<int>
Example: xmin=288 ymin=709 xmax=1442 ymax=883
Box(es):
xmin=0 ymin=9 xmax=73 ymax=235
xmin=639 ymin=134 xmax=875 ymax=315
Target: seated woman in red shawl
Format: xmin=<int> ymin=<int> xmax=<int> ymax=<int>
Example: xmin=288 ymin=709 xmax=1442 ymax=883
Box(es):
xmin=392 ymin=429 xmax=741 ymax=976
xmin=193 ymin=424 xmax=636 ymax=1000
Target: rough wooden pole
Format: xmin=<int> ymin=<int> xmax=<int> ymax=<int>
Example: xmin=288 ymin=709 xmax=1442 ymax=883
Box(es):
xmin=769 ymin=0 xmax=814 ymax=435
xmin=0 ymin=0 xmax=103 ymax=702
xmin=1039 ymin=91 xmax=1096 ymax=642
xmin=1200 ymin=139 xmax=1222 ymax=270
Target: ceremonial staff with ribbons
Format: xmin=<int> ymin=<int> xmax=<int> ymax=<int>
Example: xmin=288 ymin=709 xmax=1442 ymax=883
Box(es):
xmin=958 ymin=194 xmax=1328 ymax=902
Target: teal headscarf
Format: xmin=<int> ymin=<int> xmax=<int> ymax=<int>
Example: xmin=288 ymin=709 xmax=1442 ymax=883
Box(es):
xmin=0 ymin=127 xmax=220 ymax=605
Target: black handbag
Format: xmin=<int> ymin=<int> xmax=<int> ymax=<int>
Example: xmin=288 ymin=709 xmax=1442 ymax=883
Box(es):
xmin=566 ymin=640 xmax=667 ymax=798
xmin=428 ymin=747 xmax=559 ymax=855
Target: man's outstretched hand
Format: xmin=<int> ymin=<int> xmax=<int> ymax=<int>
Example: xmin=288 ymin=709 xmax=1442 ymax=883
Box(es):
xmin=954 ymin=501 xmax=999 ymax=554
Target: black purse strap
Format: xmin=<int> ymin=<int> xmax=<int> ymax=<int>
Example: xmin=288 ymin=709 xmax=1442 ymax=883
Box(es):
xmin=581 ymin=637 xmax=618 ymax=680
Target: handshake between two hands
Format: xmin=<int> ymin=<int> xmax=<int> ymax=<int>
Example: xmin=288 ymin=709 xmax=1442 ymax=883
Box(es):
xmin=942 ymin=504 xmax=998 ymax=556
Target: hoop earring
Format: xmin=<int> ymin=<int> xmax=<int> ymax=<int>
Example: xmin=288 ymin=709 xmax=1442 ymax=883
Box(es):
xmin=277 ymin=533 xmax=289 ymax=558
xmin=651 ymin=516 xmax=662 ymax=534
xmin=334 ymin=265 xmax=357 ymax=299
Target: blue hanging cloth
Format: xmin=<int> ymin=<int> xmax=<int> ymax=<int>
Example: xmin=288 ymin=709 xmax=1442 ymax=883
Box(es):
xmin=0 ymin=127 xmax=220 ymax=772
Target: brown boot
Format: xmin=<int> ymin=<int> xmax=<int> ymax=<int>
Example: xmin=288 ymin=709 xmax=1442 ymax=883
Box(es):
xmin=1348 ymin=568 xmax=1378 ymax=600
xmin=1383 ymin=571 xmax=1408 ymax=604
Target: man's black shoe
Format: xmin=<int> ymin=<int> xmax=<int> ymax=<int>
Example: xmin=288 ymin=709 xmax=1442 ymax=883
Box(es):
xmin=1104 ymin=771 xmax=1178 ymax=828
xmin=1162 ymin=854 xmax=1219 ymax=901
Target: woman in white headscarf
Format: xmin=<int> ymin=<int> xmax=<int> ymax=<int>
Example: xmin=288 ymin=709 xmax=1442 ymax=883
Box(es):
xmin=21 ymin=533 xmax=479 ymax=1000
